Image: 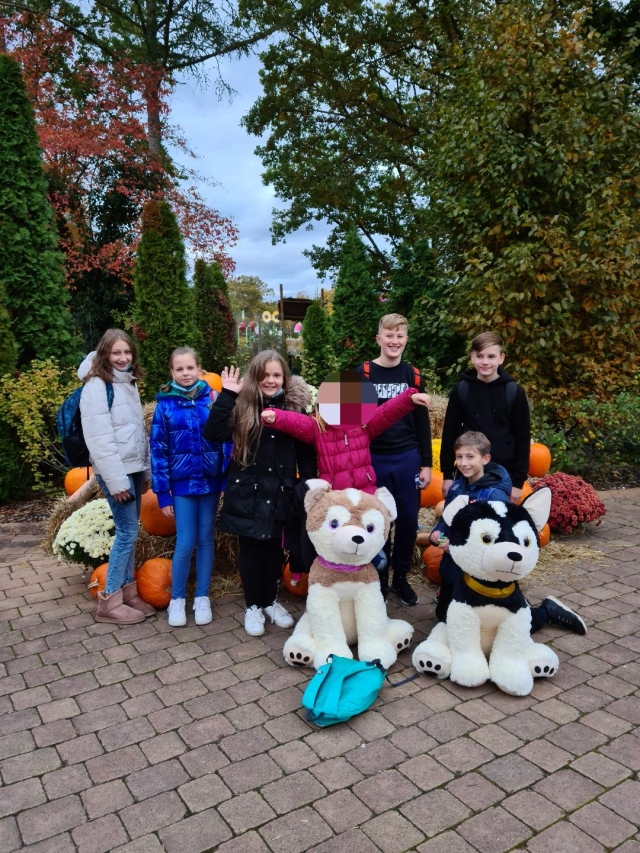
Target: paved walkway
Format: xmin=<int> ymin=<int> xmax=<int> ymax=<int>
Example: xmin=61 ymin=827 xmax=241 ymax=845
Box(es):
xmin=0 ymin=490 xmax=639 ymax=853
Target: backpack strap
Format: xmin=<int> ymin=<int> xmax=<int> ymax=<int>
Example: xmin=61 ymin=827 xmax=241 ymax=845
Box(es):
xmin=458 ymin=378 xmax=516 ymax=416
xmin=363 ymin=361 xmax=370 ymax=380
xmin=411 ymin=365 xmax=421 ymax=390
xmin=106 ymin=381 xmax=114 ymax=410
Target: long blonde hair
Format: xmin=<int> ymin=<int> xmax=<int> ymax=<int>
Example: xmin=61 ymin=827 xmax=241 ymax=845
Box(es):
xmin=232 ymin=350 xmax=292 ymax=468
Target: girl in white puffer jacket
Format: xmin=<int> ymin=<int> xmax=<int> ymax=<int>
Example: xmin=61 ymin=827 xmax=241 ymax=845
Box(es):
xmin=79 ymin=329 xmax=153 ymax=625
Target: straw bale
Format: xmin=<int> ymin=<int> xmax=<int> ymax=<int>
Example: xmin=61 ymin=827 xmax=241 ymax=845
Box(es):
xmin=429 ymin=395 xmax=448 ymax=439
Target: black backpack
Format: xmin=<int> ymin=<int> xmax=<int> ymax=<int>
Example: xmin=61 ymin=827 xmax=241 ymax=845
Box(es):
xmin=57 ymin=383 xmax=114 ymax=467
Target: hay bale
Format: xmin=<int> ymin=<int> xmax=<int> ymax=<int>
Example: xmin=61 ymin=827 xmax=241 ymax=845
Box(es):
xmin=429 ymin=395 xmax=448 ymax=439
xmin=143 ymin=402 xmax=156 ymax=434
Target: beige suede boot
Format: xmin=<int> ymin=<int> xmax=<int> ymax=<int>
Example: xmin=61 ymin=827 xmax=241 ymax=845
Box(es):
xmin=96 ymin=588 xmax=146 ymax=624
xmin=122 ymin=582 xmax=156 ymax=617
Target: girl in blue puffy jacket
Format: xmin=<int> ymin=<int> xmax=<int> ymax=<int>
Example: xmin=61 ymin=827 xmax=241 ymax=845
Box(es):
xmin=150 ymin=347 xmax=231 ymax=628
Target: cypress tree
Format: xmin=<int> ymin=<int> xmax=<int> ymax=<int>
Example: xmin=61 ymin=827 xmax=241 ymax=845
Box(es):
xmin=301 ymin=300 xmax=336 ymax=387
xmin=0 ymin=281 xmax=17 ymax=378
xmin=193 ymin=259 xmax=236 ymax=371
xmin=133 ymin=198 xmax=195 ymax=393
xmin=0 ymin=54 xmax=79 ymax=366
xmin=332 ymin=230 xmax=382 ymax=368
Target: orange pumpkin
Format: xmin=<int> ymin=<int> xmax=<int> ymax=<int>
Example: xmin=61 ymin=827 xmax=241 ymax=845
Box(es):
xmin=538 ymin=523 xmax=551 ymax=547
xmin=135 ymin=558 xmax=172 ymax=608
xmin=87 ymin=563 xmax=108 ymax=599
xmin=517 ymin=482 xmax=534 ymax=504
xmin=434 ymin=500 xmax=445 ymax=518
xmin=140 ymin=490 xmax=176 ymax=536
xmin=529 ymin=442 xmax=552 ymax=478
xmin=64 ymin=466 xmax=93 ymax=496
xmin=282 ymin=561 xmax=308 ymax=597
xmin=422 ymin=546 xmax=443 ymax=584
xmin=200 ymin=371 xmax=223 ymax=393
xmin=420 ymin=470 xmax=444 ymax=508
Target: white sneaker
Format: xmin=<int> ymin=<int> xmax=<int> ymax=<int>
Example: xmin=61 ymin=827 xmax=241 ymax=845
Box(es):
xmin=168 ymin=598 xmax=186 ymax=627
xmin=264 ymin=600 xmax=294 ymax=628
xmin=244 ymin=605 xmax=265 ymax=637
xmin=193 ymin=596 xmax=212 ymax=626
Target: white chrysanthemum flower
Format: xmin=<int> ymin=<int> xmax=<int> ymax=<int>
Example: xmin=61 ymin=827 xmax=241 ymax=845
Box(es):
xmin=53 ymin=499 xmax=116 ymax=568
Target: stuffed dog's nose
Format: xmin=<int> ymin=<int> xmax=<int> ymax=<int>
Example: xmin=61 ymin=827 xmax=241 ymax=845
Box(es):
xmin=507 ymin=552 xmax=523 ymax=561
xmin=351 ymin=535 xmax=365 ymax=544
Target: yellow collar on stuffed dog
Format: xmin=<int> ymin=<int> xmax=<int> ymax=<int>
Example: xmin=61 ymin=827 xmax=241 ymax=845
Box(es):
xmin=463 ymin=573 xmax=516 ymax=598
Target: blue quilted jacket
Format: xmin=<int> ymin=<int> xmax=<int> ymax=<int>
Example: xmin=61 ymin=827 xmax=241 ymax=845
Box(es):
xmin=150 ymin=382 xmax=232 ymax=507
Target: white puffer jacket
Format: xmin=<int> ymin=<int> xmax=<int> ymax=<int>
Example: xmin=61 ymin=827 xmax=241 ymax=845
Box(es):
xmin=78 ymin=353 xmax=150 ymax=495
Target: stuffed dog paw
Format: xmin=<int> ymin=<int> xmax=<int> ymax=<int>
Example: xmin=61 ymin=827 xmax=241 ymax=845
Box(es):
xmin=413 ymin=488 xmax=558 ymax=696
xmin=283 ymin=480 xmax=413 ymax=670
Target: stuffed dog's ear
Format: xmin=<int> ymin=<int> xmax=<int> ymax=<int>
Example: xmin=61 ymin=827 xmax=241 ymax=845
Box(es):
xmin=374 ymin=487 xmax=397 ymax=522
xmin=442 ymin=494 xmax=469 ymax=526
xmin=304 ymin=479 xmax=332 ymax=513
xmin=521 ymin=486 xmax=552 ymax=532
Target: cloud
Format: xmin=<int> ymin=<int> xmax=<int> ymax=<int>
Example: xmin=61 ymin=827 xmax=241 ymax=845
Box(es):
xmin=168 ymin=54 xmax=331 ymax=297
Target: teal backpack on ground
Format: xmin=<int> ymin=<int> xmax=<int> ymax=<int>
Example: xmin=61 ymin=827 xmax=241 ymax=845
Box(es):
xmin=302 ymin=655 xmax=387 ymax=727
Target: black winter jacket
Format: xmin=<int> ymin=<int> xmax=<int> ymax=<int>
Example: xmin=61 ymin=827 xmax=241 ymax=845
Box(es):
xmin=440 ymin=367 xmax=530 ymax=488
xmin=203 ymin=378 xmax=316 ymax=540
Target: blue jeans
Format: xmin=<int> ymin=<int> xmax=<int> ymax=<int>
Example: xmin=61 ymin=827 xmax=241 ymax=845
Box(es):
xmin=172 ymin=493 xmax=220 ymax=599
xmin=96 ymin=471 xmax=144 ymax=594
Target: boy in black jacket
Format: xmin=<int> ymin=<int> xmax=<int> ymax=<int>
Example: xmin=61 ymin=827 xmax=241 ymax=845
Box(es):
xmin=356 ymin=313 xmax=433 ymax=606
xmin=441 ymin=331 xmax=530 ymax=503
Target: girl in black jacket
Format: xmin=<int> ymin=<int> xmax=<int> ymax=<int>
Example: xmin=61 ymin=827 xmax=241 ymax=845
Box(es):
xmin=204 ymin=351 xmax=316 ymax=637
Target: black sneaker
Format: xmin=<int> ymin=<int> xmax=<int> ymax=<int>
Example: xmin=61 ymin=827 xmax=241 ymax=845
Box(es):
xmin=541 ymin=596 xmax=587 ymax=636
xmin=390 ymin=575 xmax=419 ymax=606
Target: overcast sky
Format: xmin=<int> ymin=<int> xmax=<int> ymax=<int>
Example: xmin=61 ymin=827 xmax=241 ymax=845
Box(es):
xmin=169 ymin=53 xmax=331 ymax=298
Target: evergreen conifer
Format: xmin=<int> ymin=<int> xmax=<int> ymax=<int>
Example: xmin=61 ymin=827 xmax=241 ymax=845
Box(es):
xmin=193 ymin=259 xmax=236 ymax=371
xmin=332 ymin=230 xmax=382 ymax=368
xmin=133 ymin=198 xmax=195 ymax=393
xmin=0 ymin=54 xmax=79 ymax=366
xmin=301 ymin=300 xmax=336 ymax=387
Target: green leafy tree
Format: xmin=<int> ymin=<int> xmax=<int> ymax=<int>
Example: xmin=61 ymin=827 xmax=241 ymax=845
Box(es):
xmin=0 ymin=53 xmax=80 ymax=366
xmin=332 ymin=231 xmax=382 ymax=368
xmin=193 ymin=259 xmax=236 ymax=371
xmin=426 ymin=2 xmax=640 ymax=406
xmin=301 ymin=300 xmax=336 ymax=386
xmin=133 ymin=199 xmax=195 ymax=394
xmin=0 ymin=281 xmax=18 ymax=378
xmin=227 ymin=275 xmax=276 ymax=317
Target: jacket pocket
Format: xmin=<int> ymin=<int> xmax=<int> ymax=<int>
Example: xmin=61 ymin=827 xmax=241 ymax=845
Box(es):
xmin=114 ymin=422 xmax=137 ymax=461
xmin=221 ymin=482 xmax=256 ymax=520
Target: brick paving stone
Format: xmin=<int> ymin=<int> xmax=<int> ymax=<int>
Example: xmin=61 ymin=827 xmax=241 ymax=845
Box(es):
xmin=122 ymin=673 xmax=162 ymax=699
xmin=0 ymin=815 xmax=21 ymax=853
xmin=581 ymin=709 xmax=634 ymax=737
xmin=0 ymin=707 xmax=40 ymax=736
xmin=156 ymin=677 xmax=208 ymax=707
xmin=121 ymin=691 xmax=164 ymax=720
xmin=126 ymin=758 xmax=189 ymax=800
xmin=24 ymin=665 xmax=63 ymax=690
xmin=0 ymin=778 xmax=46 ymax=818
xmin=501 ymin=790 xmax=564 ymax=830
xmin=517 ymin=739 xmax=573 ymax=772
xmin=41 ymin=763 xmax=92 ymax=799
xmin=81 ymin=779 xmax=134 ymax=819
xmin=479 ymin=754 xmax=544 ymax=793
xmin=178 ymin=742 xmax=230 ymax=778
xmin=97 ymin=717 xmax=156 ymax=752
xmin=534 ymin=697 xmax=581 ymax=724
xmin=431 ymin=736 xmax=494 ymax=773
xmin=401 ymin=788 xmax=472 ymax=837
xmin=364 ymin=810 xmax=428 ymax=853
xmin=469 ymin=723 xmax=525 ymax=756
xmin=389 ymin=725 xmax=438 ymax=757
xmin=147 ymin=705 xmax=192 ymax=734
xmin=457 ymin=805 xmax=532 ymax=853
xmin=599 ymin=733 xmax=640 ymax=770
xmin=414 ymin=684 xmax=460 ymax=713
xmin=599 ymin=779 xmax=640 ymax=825
xmin=588 ymin=672 xmax=637 ymax=698
xmin=569 ymin=801 xmax=636 ymax=848
xmin=313 ymin=789 xmax=373 ymax=835
xmin=416 ymin=830 xmax=477 ymax=853
xmin=85 ymin=744 xmax=148 ymax=784
xmin=347 ymin=710 xmax=396 ymax=742
xmin=309 ymin=757 xmax=364 ymax=792
xmin=420 ymin=710 xmax=477 ymax=743
xmin=216 ymin=831 xmax=271 ymax=853
xmin=265 ymin=711 xmax=313 ymax=744
xmin=219 ymin=725 xmax=277 ymax=762
xmin=57 ymin=732 xmax=103 ymax=765
xmin=259 ymin=806 xmax=333 ymax=853
xmin=183 ymin=689 xmax=236 ymax=719
xmin=397 ymin=753 xmax=454 ymax=791
xmin=608 ymin=696 xmax=640 ymax=725
xmin=544 ymin=721 xmax=609 ymax=755
xmin=258 ymin=685 xmax=304 ymax=718
xmin=179 ymin=715 xmax=235 ymax=749
xmin=533 ymin=768 xmax=604 ymax=811
xmin=38 ymin=697 xmax=81 ymax=723
xmin=498 ymin=710 xmax=557 ymax=742
xmin=525 ymin=819 xmax=607 ymax=853
xmin=378 ymin=696 xmax=433 ymax=727
xmin=119 ymin=790 xmax=186 ymax=839
xmin=177 ymin=773 xmax=232 ymax=812
xmin=76 ymin=683 xmax=128 ymax=713
xmin=0 ymin=729 xmax=34 ymax=760
xmin=32 ymin=719 xmax=76 ymax=748
xmin=570 ymin=751 xmax=632 ymax=787
xmin=446 ymin=773 xmax=505 ymax=811
xmin=353 ymin=768 xmax=421 ymax=814
xmin=218 ymin=752 xmax=282 ymax=794
xmin=261 ymin=769 xmax=327 ymax=815
xmin=0 ymin=746 xmax=61 ymax=784
xmin=305 ymin=726 xmax=363 ymax=760
xmin=71 ymin=813 xmax=128 ymax=853
xmin=345 ymin=738 xmax=407 ymax=775
xmin=270 ymin=740 xmax=319 ymax=773
xmin=218 ymin=791 xmax=277 ymax=833
xmin=227 ymin=680 xmax=269 ymax=705
xmin=11 ymin=684 xmax=49 ymax=710
xmin=224 ymin=701 xmax=269 ymax=731
xmin=17 ymin=793 xmax=87 ymax=845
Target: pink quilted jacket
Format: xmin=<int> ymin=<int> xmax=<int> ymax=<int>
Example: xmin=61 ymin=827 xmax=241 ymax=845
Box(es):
xmin=265 ymin=387 xmax=418 ymax=493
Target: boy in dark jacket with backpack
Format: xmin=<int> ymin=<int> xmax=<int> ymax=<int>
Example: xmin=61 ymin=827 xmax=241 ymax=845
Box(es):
xmin=356 ymin=313 xmax=433 ymax=606
xmin=441 ymin=331 xmax=530 ymax=503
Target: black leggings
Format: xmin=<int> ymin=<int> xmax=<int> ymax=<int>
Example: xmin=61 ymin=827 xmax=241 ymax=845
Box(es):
xmin=238 ymin=536 xmax=283 ymax=609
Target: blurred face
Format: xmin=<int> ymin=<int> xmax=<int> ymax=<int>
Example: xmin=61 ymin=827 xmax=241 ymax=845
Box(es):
xmin=259 ymin=360 xmax=284 ymax=396
xmin=317 ymin=371 xmax=378 ymax=426
xmin=470 ymin=345 xmax=505 ymax=382
xmin=455 ymin=445 xmax=490 ymax=484
xmin=108 ymin=339 xmax=132 ymax=371
xmin=170 ymin=354 xmax=199 ymax=387
xmin=376 ymin=326 xmax=408 ymax=363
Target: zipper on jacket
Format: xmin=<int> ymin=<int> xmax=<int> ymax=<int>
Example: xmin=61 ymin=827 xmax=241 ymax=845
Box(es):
xmin=344 ymin=434 xmax=348 ymax=446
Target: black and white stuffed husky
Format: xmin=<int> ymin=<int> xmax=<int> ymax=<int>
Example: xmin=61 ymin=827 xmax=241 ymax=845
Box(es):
xmin=413 ymin=487 xmax=558 ymax=696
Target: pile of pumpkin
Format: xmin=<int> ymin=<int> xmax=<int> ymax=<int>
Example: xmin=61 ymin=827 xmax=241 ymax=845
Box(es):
xmin=420 ymin=441 xmax=552 ymax=585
